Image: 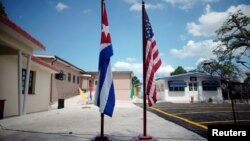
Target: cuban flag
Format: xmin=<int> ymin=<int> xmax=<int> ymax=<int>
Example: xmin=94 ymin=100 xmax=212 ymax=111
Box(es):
xmin=94 ymin=0 xmax=115 ymax=117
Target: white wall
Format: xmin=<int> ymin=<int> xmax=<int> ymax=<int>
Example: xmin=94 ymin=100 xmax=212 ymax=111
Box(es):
xmin=26 ymin=63 xmax=51 ymax=113
xmin=157 ymin=75 xmax=223 ymax=103
xmin=0 ymin=55 xmax=19 ymax=117
xmin=0 ymin=55 xmax=52 ymax=117
xmin=200 ymin=88 xmax=223 ymax=102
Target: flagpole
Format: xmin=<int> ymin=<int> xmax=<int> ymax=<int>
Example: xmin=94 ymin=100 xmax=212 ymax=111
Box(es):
xmin=101 ymin=0 xmax=105 ymax=138
xmin=94 ymin=1 xmax=108 ymax=141
xmin=136 ymin=0 xmax=154 ymax=140
xmin=101 ymin=113 xmax=104 ymax=137
xmin=142 ymin=0 xmax=147 ymax=137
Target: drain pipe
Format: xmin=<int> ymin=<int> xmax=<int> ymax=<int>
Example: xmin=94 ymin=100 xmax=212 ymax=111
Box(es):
xmin=50 ymin=56 xmax=58 ymax=103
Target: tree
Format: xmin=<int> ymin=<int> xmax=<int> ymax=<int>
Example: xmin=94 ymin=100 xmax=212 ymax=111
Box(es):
xmin=131 ymin=76 xmax=141 ymax=99
xmin=170 ymin=66 xmax=187 ymax=76
xmin=0 ymin=2 xmax=7 ymax=17
xmin=198 ymin=59 xmax=241 ymax=80
xmin=244 ymin=74 xmax=250 ymax=86
xmin=213 ymin=10 xmax=250 ymax=62
xmin=132 ymin=76 xmax=141 ymax=86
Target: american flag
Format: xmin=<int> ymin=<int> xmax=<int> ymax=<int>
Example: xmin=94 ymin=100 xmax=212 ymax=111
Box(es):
xmin=144 ymin=9 xmax=162 ymax=107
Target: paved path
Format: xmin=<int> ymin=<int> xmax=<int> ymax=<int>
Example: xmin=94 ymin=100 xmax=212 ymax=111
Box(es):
xmin=0 ymin=96 xmax=206 ymax=141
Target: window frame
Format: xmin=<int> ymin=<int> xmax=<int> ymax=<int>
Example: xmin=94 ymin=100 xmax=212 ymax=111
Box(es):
xmin=189 ymin=82 xmax=198 ymax=91
xmin=168 ymin=81 xmax=186 ymax=92
xmin=22 ymin=69 xmax=35 ymax=95
xmin=68 ymin=73 xmax=71 ymax=82
xmin=73 ymin=75 xmax=75 ymax=83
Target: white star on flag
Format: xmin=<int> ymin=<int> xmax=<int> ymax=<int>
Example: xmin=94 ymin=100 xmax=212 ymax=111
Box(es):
xmin=102 ymin=24 xmax=109 ymax=37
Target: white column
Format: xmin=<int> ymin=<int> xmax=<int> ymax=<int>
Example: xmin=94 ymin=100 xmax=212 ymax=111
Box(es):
xmin=17 ymin=50 xmax=22 ymax=116
xmin=23 ymin=55 xmax=31 ymax=115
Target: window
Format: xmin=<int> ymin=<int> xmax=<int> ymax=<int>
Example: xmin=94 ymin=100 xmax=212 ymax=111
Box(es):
xmin=193 ymin=83 xmax=198 ymax=91
xmin=202 ymin=80 xmax=219 ymax=91
xmin=189 ymin=82 xmax=198 ymax=91
xmin=169 ymin=87 xmax=185 ymax=91
xmin=168 ymin=81 xmax=187 ymax=91
xmin=68 ymin=73 xmax=71 ymax=82
xmin=95 ymin=80 xmax=98 ymax=85
xmin=22 ymin=69 xmax=35 ymax=94
xmin=73 ymin=75 xmax=75 ymax=83
xmin=77 ymin=76 xmax=79 ymax=84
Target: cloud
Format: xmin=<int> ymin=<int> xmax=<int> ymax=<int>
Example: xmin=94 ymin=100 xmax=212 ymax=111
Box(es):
xmin=113 ymin=61 xmax=142 ymax=73
xmin=186 ymin=4 xmax=250 ymax=36
xmin=184 ymin=66 xmax=195 ymax=71
xmin=113 ymin=60 xmax=142 ymax=80
xmin=195 ymin=57 xmax=210 ymax=66
xmin=170 ymin=40 xmax=219 ymax=59
xmin=113 ymin=58 xmax=174 ymax=81
xmin=163 ymin=0 xmax=218 ymax=11
xmin=157 ymin=64 xmax=175 ymax=77
xmin=124 ymin=0 xmax=138 ymax=4
xmin=130 ymin=3 xmax=164 ymax=11
xmin=125 ymin=57 xmax=137 ymax=62
xmin=163 ymin=0 xmax=197 ymax=11
xmin=55 ymin=2 xmax=69 ymax=12
xmin=124 ymin=0 xmax=164 ymax=11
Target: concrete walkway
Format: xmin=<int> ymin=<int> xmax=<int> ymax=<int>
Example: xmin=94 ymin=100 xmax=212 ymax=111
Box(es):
xmin=0 ymin=96 xmax=206 ymax=141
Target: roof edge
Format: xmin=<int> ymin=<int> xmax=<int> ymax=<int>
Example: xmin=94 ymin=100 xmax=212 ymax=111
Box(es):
xmin=32 ymin=56 xmax=59 ymax=72
xmin=0 ymin=15 xmax=46 ymax=50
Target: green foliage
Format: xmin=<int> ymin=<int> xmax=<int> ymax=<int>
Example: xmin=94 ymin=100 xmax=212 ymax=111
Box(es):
xmin=132 ymin=76 xmax=141 ymax=87
xmin=198 ymin=59 xmax=241 ymax=80
xmin=244 ymin=76 xmax=250 ymax=86
xmin=0 ymin=2 xmax=7 ymax=17
xmin=198 ymin=10 xmax=249 ymax=81
xmin=213 ymin=10 xmax=250 ymax=62
xmin=170 ymin=66 xmax=187 ymax=76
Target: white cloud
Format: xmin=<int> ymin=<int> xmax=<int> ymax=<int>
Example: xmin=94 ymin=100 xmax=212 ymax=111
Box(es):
xmin=124 ymin=0 xmax=138 ymax=4
xmin=129 ymin=2 xmax=164 ymax=11
xmin=55 ymin=2 xmax=69 ymax=12
xmin=184 ymin=66 xmax=195 ymax=71
xmin=113 ymin=58 xmax=174 ymax=81
xmin=163 ymin=0 xmax=197 ymax=11
xmin=163 ymin=0 xmax=218 ymax=11
xmin=157 ymin=64 xmax=175 ymax=77
xmin=204 ymin=4 xmax=211 ymax=13
xmin=125 ymin=57 xmax=137 ymax=62
xmin=113 ymin=61 xmax=142 ymax=73
xmin=124 ymin=0 xmax=164 ymax=11
xmin=195 ymin=57 xmax=210 ymax=66
xmin=187 ymin=4 xmax=250 ymax=36
xmin=113 ymin=60 xmax=142 ymax=80
xmin=170 ymin=40 xmax=219 ymax=59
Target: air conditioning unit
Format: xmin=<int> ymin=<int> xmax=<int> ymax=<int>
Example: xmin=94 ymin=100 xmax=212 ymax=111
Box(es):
xmin=55 ymin=72 xmax=66 ymax=80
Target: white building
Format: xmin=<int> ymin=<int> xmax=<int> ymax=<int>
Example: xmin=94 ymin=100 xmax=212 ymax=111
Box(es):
xmin=156 ymin=72 xmax=223 ymax=103
xmin=0 ymin=15 xmax=58 ymax=117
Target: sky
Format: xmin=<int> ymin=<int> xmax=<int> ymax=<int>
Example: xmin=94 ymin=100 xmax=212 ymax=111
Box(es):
xmin=2 ymin=0 xmax=250 ymax=81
